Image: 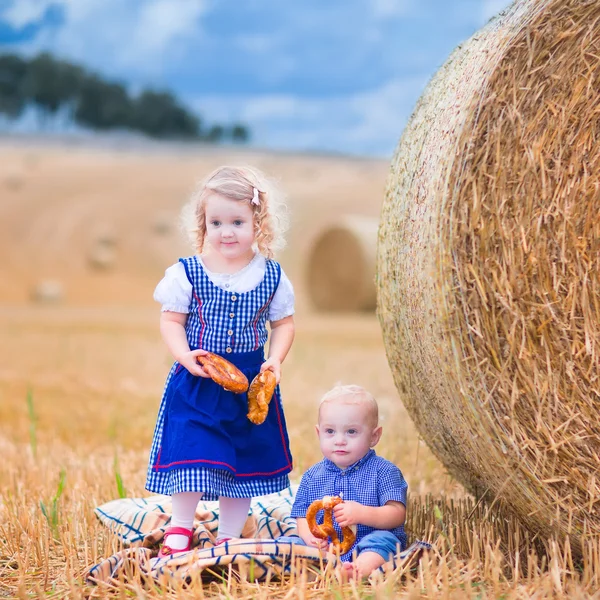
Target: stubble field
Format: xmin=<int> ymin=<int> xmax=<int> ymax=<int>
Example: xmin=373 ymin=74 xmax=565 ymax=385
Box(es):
xmin=0 ymin=140 xmax=596 ymax=598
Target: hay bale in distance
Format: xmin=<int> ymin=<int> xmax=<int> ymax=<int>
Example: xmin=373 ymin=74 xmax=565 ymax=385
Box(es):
xmin=307 ymin=216 xmax=378 ymax=312
xmin=88 ymin=244 xmax=116 ymax=271
xmin=4 ymin=172 xmax=24 ymax=191
xmin=93 ymin=226 xmax=118 ymax=248
xmin=377 ymin=0 xmax=600 ymax=555
xmin=31 ymin=280 xmax=64 ymax=304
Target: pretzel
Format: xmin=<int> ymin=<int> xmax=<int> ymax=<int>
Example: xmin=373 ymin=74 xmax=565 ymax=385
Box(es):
xmin=247 ymin=370 xmax=276 ymax=424
xmin=196 ymin=352 xmax=249 ymax=394
xmin=306 ymin=496 xmax=356 ymax=555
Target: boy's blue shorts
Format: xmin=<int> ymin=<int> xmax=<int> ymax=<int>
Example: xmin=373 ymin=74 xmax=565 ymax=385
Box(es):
xmin=276 ymin=530 xmax=401 ymax=562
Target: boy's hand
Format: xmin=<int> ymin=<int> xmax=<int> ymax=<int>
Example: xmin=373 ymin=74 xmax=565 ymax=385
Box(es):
xmin=260 ymin=357 xmax=281 ymax=383
xmin=306 ymin=537 xmax=329 ymax=550
xmin=178 ymin=349 xmax=211 ymax=378
xmin=333 ymin=501 xmax=365 ymax=527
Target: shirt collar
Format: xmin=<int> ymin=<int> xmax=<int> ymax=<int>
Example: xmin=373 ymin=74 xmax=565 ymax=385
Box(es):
xmin=323 ymin=448 xmax=376 ymax=473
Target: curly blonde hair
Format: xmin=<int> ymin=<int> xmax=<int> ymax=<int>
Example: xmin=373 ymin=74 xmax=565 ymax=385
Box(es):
xmin=181 ymin=165 xmax=289 ymax=258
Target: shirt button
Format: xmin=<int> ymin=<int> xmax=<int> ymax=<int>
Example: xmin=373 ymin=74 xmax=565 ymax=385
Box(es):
xmin=225 ymin=283 xmax=230 ymax=288
xmin=225 ymin=347 xmax=232 ymax=353
xmin=229 ymin=313 xmax=235 ymax=318
xmin=231 ymin=295 xmax=237 ymax=302
xmin=227 ymin=330 xmax=233 ymax=336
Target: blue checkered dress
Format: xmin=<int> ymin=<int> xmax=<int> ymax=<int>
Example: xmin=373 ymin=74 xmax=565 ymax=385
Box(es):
xmin=290 ymin=449 xmax=408 ymax=559
xmin=145 ymin=256 xmax=293 ymax=500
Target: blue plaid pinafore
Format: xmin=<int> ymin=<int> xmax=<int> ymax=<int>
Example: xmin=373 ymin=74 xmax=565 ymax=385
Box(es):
xmin=145 ymin=256 xmax=293 ymax=500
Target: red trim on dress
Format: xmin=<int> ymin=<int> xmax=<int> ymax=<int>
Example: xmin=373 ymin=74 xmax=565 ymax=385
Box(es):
xmin=154 ymin=456 xmax=291 ymax=477
xmin=156 ymin=457 xmax=236 ymax=470
xmin=252 ymin=289 xmax=276 ymax=349
xmin=273 ymin=388 xmax=293 ymax=469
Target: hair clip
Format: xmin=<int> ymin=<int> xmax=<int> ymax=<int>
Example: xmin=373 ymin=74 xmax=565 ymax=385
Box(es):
xmin=251 ymin=187 xmax=260 ymax=206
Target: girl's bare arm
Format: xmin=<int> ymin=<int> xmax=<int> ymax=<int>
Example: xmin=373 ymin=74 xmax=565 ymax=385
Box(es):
xmin=261 ymin=315 xmax=295 ymax=382
xmin=160 ymin=311 xmax=208 ymax=377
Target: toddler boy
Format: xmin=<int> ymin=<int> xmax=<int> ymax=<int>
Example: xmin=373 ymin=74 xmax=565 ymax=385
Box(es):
xmin=280 ymin=384 xmax=408 ymax=579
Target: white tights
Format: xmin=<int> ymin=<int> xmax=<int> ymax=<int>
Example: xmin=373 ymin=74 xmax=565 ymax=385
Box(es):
xmin=167 ymin=492 xmax=251 ymax=550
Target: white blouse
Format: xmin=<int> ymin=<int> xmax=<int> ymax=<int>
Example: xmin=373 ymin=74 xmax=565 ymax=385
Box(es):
xmin=154 ymin=254 xmax=295 ymax=322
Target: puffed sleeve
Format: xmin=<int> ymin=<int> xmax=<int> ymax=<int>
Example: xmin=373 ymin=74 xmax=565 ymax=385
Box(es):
xmin=153 ymin=262 xmax=193 ymax=313
xmin=268 ymin=268 xmax=295 ymax=322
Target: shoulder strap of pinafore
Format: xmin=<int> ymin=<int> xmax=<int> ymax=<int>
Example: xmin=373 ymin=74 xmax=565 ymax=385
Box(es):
xmin=265 ymin=258 xmax=282 ymax=294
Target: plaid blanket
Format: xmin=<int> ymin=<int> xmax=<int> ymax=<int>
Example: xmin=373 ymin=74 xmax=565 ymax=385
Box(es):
xmin=87 ymin=487 xmax=431 ymax=586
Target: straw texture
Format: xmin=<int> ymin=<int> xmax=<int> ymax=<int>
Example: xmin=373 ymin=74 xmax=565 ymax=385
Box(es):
xmin=377 ymin=0 xmax=600 ymax=556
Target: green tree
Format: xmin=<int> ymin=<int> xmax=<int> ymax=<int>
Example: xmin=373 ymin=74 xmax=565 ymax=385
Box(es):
xmin=74 ymin=76 xmax=132 ymax=129
xmin=22 ymin=53 xmax=85 ymax=125
xmin=0 ymin=51 xmax=249 ymax=142
xmin=133 ymin=90 xmax=199 ymax=138
xmin=0 ymin=54 xmax=28 ymax=118
xmin=205 ymin=124 xmax=224 ymax=142
xmin=231 ymin=123 xmax=250 ymax=143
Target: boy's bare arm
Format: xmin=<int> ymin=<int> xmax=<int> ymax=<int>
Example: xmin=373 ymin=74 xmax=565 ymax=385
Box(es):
xmin=333 ymin=500 xmax=406 ymax=530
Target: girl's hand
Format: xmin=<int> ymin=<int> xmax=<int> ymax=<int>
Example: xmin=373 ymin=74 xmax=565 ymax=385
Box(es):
xmin=260 ymin=357 xmax=281 ymax=383
xmin=333 ymin=501 xmax=364 ymax=527
xmin=178 ymin=349 xmax=211 ymax=378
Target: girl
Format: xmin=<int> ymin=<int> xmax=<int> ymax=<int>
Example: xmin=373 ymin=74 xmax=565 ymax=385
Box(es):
xmin=145 ymin=165 xmax=295 ymax=557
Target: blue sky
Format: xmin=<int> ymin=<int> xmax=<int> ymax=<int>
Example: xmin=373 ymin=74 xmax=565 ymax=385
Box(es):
xmin=0 ymin=0 xmax=512 ymax=157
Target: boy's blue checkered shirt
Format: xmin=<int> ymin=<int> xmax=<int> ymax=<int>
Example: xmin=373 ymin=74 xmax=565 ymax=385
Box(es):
xmin=290 ymin=449 xmax=408 ymax=553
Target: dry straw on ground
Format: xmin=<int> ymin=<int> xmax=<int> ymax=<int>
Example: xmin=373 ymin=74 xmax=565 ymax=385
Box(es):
xmin=307 ymin=216 xmax=378 ymax=311
xmin=378 ymin=0 xmax=600 ymax=557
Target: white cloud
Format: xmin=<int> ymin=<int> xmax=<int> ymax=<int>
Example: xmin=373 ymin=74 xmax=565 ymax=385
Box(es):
xmin=124 ymin=0 xmax=208 ymax=68
xmin=1 ymin=0 xmax=57 ymax=28
xmin=372 ymin=0 xmax=413 ymax=19
xmin=0 ymin=0 xmax=500 ymax=155
xmin=189 ymin=74 xmax=428 ymax=157
xmin=7 ymin=0 xmax=208 ymax=78
xmin=481 ymin=0 xmax=513 ymax=22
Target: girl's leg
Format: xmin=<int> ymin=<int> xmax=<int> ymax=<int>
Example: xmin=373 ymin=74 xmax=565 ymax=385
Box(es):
xmin=168 ymin=491 xmax=203 ymax=550
xmin=217 ymin=496 xmax=252 ymax=541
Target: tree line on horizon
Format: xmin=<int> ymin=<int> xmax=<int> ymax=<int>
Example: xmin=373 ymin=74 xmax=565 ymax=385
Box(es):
xmin=0 ymin=52 xmax=250 ymax=143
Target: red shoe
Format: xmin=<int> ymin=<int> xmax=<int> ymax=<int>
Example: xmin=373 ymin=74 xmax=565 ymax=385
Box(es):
xmin=157 ymin=527 xmax=194 ymax=558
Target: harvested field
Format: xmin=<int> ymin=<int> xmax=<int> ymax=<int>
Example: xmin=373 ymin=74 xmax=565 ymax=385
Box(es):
xmin=0 ymin=138 xmax=598 ymax=598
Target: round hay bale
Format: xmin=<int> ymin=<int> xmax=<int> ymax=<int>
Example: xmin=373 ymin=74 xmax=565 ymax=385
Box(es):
xmin=4 ymin=173 xmax=24 ymax=191
xmin=307 ymin=216 xmax=378 ymax=312
xmin=93 ymin=226 xmax=118 ymax=248
xmin=31 ymin=280 xmax=64 ymax=304
xmin=88 ymin=245 xmax=116 ymax=271
xmin=377 ymin=0 xmax=600 ymax=554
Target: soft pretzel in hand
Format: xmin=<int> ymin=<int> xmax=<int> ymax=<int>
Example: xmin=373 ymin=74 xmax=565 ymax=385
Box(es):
xmin=196 ymin=352 xmax=249 ymax=394
xmin=247 ymin=370 xmax=276 ymax=424
xmin=306 ymin=496 xmax=356 ymax=555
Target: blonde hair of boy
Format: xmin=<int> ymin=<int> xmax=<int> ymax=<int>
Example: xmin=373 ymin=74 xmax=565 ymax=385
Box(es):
xmin=181 ymin=165 xmax=289 ymax=259
xmin=318 ymin=384 xmax=379 ymax=428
